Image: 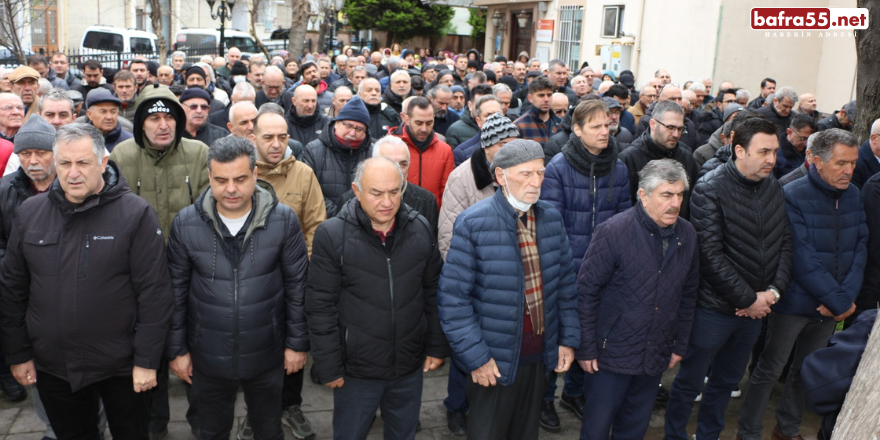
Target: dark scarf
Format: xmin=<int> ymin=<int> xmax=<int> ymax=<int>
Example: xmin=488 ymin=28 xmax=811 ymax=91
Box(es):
xmin=561 ymin=133 xmax=618 ymax=202
xmin=382 ymin=87 xmax=407 ymax=113
xmin=288 ymin=105 xmax=321 ymax=127
xmin=470 ymin=147 xmax=495 ymax=190
xmin=405 ymin=124 xmax=433 ymax=152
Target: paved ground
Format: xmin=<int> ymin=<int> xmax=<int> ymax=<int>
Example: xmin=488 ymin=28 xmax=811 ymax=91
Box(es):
xmin=0 ymin=359 xmax=821 ymax=439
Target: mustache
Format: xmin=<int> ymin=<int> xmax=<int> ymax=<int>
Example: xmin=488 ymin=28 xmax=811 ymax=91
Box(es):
xmin=665 ymin=207 xmax=680 ymax=215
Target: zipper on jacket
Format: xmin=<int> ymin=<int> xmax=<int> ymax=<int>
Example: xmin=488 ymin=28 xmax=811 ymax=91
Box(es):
xmin=387 ymin=257 xmax=397 ymax=378
xmin=136 ymin=178 xmax=141 ymax=196
xmin=754 ymin=187 xmax=766 ymax=284
xmin=591 ymin=175 xmax=597 ymax=232
xmin=418 ymin=152 xmax=423 ymax=186
xmin=80 ymin=234 xmax=90 ymax=279
xmin=233 ymin=268 xmax=239 ymax=377
xmin=186 ymin=176 xmax=193 ymax=204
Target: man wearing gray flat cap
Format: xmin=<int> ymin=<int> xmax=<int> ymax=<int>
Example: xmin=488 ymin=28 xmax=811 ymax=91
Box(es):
xmin=438 ymin=138 xmax=579 ymax=440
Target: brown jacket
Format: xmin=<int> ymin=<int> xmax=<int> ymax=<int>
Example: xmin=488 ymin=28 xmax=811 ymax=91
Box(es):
xmin=628 ymin=102 xmax=646 ymax=122
xmin=256 ymin=154 xmax=326 ymax=256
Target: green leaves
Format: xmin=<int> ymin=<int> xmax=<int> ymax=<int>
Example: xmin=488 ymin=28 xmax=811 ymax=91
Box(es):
xmin=346 ymin=0 xmax=454 ymax=41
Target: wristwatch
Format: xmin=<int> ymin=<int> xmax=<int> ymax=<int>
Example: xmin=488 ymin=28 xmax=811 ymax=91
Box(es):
xmin=769 ymin=287 xmax=781 ymax=304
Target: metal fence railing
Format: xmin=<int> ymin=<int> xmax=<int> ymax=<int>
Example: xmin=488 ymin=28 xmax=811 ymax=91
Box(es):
xmin=61 ymin=42 xmax=292 ymax=72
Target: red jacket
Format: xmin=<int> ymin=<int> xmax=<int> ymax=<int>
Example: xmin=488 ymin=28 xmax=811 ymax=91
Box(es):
xmin=391 ymin=125 xmax=454 ymax=209
xmin=0 ymin=139 xmax=13 ymax=173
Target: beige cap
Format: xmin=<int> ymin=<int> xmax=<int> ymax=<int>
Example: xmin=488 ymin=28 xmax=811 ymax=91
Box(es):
xmin=7 ymin=66 xmax=40 ymax=83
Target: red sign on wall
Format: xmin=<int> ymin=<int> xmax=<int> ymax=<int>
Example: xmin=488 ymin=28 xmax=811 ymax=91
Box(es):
xmin=536 ymin=19 xmax=554 ymax=42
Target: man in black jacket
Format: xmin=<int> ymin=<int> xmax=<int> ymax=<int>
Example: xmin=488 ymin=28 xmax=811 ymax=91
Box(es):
xmin=359 ymin=78 xmax=400 ymax=140
xmin=0 ymin=123 xmax=172 ymax=439
xmin=255 ymin=66 xmax=294 ymax=114
xmin=180 ymin=88 xmax=229 ymax=148
xmin=306 ymin=156 xmax=447 ymax=440
xmin=756 ymin=86 xmax=797 ymax=135
xmin=665 ymin=117 xmax=793 ymax=440
xmin=167 ymin=136 xmax=310 ymax=440
xmin=818 ymin=100 xmax=856 ymax=132
xmin=620 ymin=100 xmax=699 ymax=219
xmin=286 ymin=84 xmax=329 ymax=146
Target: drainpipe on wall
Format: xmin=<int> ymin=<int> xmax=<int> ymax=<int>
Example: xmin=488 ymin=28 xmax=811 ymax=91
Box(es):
xmin=629 ymin=0 xmax=646 ymax=79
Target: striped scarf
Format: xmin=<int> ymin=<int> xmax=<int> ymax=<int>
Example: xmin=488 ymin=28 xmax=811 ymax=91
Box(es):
xmin=516 ymin=207 xmax=544 ymax=335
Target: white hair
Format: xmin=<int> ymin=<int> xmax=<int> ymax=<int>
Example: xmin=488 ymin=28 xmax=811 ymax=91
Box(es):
xmin=373 ymin=135 xmax=410 ymax=160
xmin=390 ymin=70 xmax=411 ymax=83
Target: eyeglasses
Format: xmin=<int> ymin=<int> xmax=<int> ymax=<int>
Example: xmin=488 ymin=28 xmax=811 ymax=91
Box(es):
xmin=264 ymin=84 xmax=283 ymax=91
xmin=553 ymin=109 xmax=566 ymax=116
xmin=722 ymin=99 xmax=737 ymax=104
xmin=339 ymin=120 xmax=367 ymax=134
xmin=0 ymin=105 xmax=24 ymax=112
xmin=654 ymin=119 xmax=687 ymax=134
xmin=186 ymin=104 xmax=210 ymax=111
xmin=790 ymin=131 xmax=810 ymax=142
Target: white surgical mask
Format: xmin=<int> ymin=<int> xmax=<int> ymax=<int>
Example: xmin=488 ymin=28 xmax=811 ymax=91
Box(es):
xmin=503 ymin=172 xmax=534 ymax=212
xmin=232 ymin=75 xmax=247 ymax=84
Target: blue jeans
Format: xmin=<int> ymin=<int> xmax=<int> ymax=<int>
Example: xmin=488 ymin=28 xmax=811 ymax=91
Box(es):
xmin=737 ymin=313 xmax=836 ymax=439
xmin=664 ymin=308 xmax=762 ymax=440
xmin=444 ymin=359 xmax=468 ymax=413
xmin=333 ymin=369 xmax=423 ymax=440
xmin=545 ymin=361 xmax=585 ymax=401
xmin=580 ymin=369 xmax=662 ymax=440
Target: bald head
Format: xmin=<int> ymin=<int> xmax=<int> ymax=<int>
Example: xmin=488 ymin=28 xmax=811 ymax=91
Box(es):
xmin=551 ymin=93 xmax=569 ymax=118
xmin=292 ymin=85 xmax=318 ymax=117
xmin=597 ymin=80 xmax=615 ymax=96
xmin=228 ymin=101 xmax=258 ymax=138
xmin=659 ymin=85 xmax=682 ymax=103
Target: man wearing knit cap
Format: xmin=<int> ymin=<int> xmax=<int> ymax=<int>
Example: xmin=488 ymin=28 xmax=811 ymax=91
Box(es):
xmin=85 ymin=88 xmax=133 ymax=152
xmin=437 ymin=111 xmax=515 ymax=435
xmin=180 ymin=87 xmax=229 ymax=147
xmin=389 ymin=96 xmax=453 ymax=208
xmin=438 ymin=138 xmax=579 ymax=440
xmin=540 ymin=100 xmax=632 ymax=427
xmin=0 ymin=115 xmax=57 ymax=406
xmin=184 ymin=66 xmax=208 ymax=90
xmin=110 ymin=83 xmax=209 ymax=438
xmin=301 ymin=95 xmax=373 ymax=216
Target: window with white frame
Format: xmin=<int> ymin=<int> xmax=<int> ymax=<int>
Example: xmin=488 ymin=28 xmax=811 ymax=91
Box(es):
xmin=557 ymin=5 xmax=583 ymax=71
xmin=602 ymin=5 xmax=625 ymax=38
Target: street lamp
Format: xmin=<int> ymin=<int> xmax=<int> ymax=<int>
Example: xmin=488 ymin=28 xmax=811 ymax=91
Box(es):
xmin=207 ymin=0 xmax=235 ymax=56
xmin=516 ymin=10 xmax=530 ymax=29
xmin=309 ymin=12 xmax=318 ymax=31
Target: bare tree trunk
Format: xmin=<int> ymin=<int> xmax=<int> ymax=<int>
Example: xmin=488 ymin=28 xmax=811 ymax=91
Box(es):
xmin=288 ymin=0 xmax=308 ymax=59
xmin=148 ymin=0 xmax=167 ymax=65
xmin=317 ymin=17 xmax=330 ymax=54
xmin=831 ymin=314 xmax=880 ymax=439
xmin=249 ymin=0 xmax=271 ymax=59
xmin=0 ymin=0 xmax=31 ymax=64
xmin=855 ymin=0 xmax=880 ymax=143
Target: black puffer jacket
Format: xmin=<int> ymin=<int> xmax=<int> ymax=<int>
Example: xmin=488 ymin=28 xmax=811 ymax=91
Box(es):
xmin=301 ymin=123 xmax=373 ymax=216
xmin=635 ymin=103 xmax=700 ymax=150
xmin=699 ymin=144 xmax=732 ymax=179
xmin=689 ymin=158 xmax=793 ymax=315
xmin=0 ymin=162 xmax=172 ymax=391
xmin=0 ymin=168 xmax=38 ymax=263
xmin=184 ymin=123 xmax=229 ymax=148
xmin=286 ymin=106 xmax=329 ymax=147
xmin=365 ymin=102 xmax=401 ymax=140
xmin=544 ymin=114 xmax=623 ymax=164
xmin=620 ymin=132 xmax=699 ymax=219
xmin=306 ymin=200 xmax=447 ymax=383
xmin=166 ymin=181 xmax=309 ymax=380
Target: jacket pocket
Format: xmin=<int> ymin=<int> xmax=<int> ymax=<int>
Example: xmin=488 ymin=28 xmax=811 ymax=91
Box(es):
xmin=79 ymin=234 xmax=90 ymax=279
xmin=22 ymin=230 xmax=59 ymax=275
xmin=599 ymin=309 xmax=623 ymax=351
xmin=343 ymin=326 xmax=356 ymax=367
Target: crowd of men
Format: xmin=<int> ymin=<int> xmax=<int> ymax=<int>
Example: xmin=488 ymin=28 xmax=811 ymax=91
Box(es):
xmin=0 ymin=44 xmax=873 ymax=440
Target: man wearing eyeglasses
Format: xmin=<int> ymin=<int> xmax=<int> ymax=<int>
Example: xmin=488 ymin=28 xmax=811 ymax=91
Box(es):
xmin=698 ymin=88 xmax=738 ymax=145
xmin=256 ymin=66 xmax=294 ymax=114
xmin=0 ymin=93 xmax=24 ymax=142
xmin=550 ymin=93 xmax=569 ymax=120
xmin=302 ymin=96 xmax=374 ymax=216
xmin=180 ymin=88 xmax=230 ymax=148
xmin=635 ymin=85 xmax=700 ymax=150
xmin=628 ymin=85 xmax=656 ymax=123
xmin=621 ymin=100 xmax=699 ymax=219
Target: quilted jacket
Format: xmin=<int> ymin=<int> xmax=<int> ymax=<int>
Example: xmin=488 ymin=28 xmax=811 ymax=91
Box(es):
xmin=690 ymin=158 xmax=793 ymax=315
xmin=301 ymin=123 xmax=373 ymax=216
xmin=438 ymin=149 xmax=496 ymax=259
xmin=438 ymin=189 xmax=579 ymax=386
xmin=576 ymin=204 xmax=699 ymax=376
xmin=541 ymin=148 xmax=631 ymax=270
xmin=445 ymin=108 xmax=480 ymax=148
xmin=774 ymin=166 xmax=867 ymax=318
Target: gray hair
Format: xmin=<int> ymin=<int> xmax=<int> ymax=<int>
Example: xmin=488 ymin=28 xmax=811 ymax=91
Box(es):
xmin=336 ymin=54 xmax=348 ymax=64
xmin=353 ymin=156 xmax=406 ymax=192
xmin=390 ymin=70 xmax=410 ymax=83
xmin=206 ymin=135 xmax=257 ymax=171
xmin=257 ymin=102 xmax=284 ymax=117
xmin=474 ymin=94 xmax=502 ymax=119
xmin=775 ymin=86 xmax=798 ymax=103
xmin=54 ymin=123 xmax=106 ymax=161
xmin=263 ymin=65 xmax=285 ymax=79
xmin=40 ymin=88 xmax=75 ymax=114
xmin=427 ymin=84 xmax=452 ymax=99
xmin=687 ymin=82 xmax=705 ymax=93
xmin=171 ymin=51 xmax=186 ymax=60
xmin=736 ymin=89 xmax=750 ymax=102
xmin=350 ymin=66 xmax=366 ymax=75
xmin=528 ymin=58 xmax=540 ymax=65
xmin=811 ymin=128 xmax=858 ymax=163
xmin=386 ymin=56 xmax=402 ymax=70
xmin=372 ymin=135 xmax=410 ymax=161
xmin=358 ymin=77 xmax=380 ymax=94
xmin=231 ymin=82 xmax=256 ymax=100
xmin=806 ymin=132 xmax=818 ymax=151
xmin=492 ymin=83 xmax=512 ymax=96
xmin=638 ymin=159 xmax=690 ymax=194
xmin=38 ymin=78 xmax=52 ymax=95
xmin=652 ymin=100 xmax=684 ymax=121
xmin=548 ymin=59 xmax=566 ymax=72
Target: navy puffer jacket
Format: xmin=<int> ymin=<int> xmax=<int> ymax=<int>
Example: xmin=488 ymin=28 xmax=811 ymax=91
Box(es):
xmin=576 ymin=204 xmax=700 ymax=376
xmin=541 ymin=145 xmax=631 ymax=269
xmin=301 ymin=124 xmax=373 ymax=216
xmin=774 ymin=166 xmax=868 ymax=318
xmin=438 ymin=189 xmax=579 ymax=385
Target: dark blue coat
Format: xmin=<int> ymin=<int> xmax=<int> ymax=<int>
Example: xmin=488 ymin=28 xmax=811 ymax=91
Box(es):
xmin=453 ymin=133 xmax=481 ymax=167
xmin=852 ymin=140 xmax=880 ymax=189
xmin=438 ymin=189 xmax=579 ymax=386
xmin=773 ymin=132 xmax=805 ymax=179
xmin=576 ymin=204 xmax=699 ymax=376
xmin=775 ymin=166 xmax=868 ymax=318
xmin=541 ymin=153 xmax=631 ymax=269
xmin=619 ymin=109 xmax=635 ymax=135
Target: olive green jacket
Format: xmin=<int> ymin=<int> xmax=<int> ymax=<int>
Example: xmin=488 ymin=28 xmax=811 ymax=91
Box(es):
xmin=110 ymin=136 xmax=210 ymax=240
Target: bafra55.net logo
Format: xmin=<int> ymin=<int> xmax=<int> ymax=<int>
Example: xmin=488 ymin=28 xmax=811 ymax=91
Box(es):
xmin=752 ymin=7 xmax=869 ymax=37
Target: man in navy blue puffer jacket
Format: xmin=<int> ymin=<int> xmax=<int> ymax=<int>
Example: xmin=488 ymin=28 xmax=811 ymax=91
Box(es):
xmin=737 ymin=128 xmax=867 ymax=440
xmin=576 ymin=159 xmax=699 ymax=440
xmin=439 ymin=139 xmax=579 ymax=440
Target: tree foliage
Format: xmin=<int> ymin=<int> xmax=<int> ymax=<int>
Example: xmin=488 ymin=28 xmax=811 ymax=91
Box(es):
xmin=468 ymin=8 xmax=486 ymax=42
xmin=346 ymin=0 xmax=454 ymax=43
